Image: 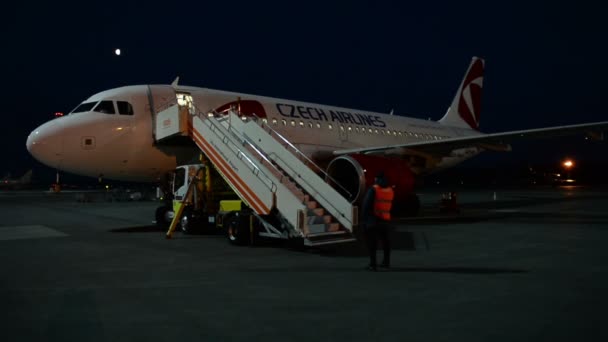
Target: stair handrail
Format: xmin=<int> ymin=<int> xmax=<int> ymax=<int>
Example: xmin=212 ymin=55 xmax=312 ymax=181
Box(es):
xmin=229 ymin=128 xmax=290 ymax=184
xmin=226 ymin=112 xmax=356 ymax=228
xmin=191 ymin=107 xmax=291 ymax=186
xmin=265 ymin=150 xmax=355 ymax=227
xmin=246 ymin=113 xmax=353 ymax=200
xmin=195 ymin=112 xmax=278 ymax=194
xmin=155 ymin=100 xmax=350 ymax=200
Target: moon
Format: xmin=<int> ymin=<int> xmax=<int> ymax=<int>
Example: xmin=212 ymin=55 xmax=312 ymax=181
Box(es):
xmin=115 ymin=48 xmax=121 ymax=56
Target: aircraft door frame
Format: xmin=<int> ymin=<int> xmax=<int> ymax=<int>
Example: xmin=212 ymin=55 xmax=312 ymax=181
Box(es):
xmin=176 ymin=92 xmax=195 ymax=115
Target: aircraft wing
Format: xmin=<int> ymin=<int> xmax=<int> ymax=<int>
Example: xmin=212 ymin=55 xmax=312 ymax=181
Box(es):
xmin=333 ymin=120 xmax=608 ymax=156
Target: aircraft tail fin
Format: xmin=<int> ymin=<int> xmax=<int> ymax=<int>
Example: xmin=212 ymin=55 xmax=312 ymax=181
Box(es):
xmin=439 ymin=57 xmax=485 ymax=131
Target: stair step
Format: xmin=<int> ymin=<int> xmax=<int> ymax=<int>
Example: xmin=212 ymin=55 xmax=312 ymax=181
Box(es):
xmin=304 ymin=222 xmax=343 ymax=235
xmin=307 ymin=223 xmax=327 ymax=234
xmin=309 ymin=208 xmax=324 ymax=216
xmin=281 ymin=183 xmax=304 ymax=198
xmin=304 ymin=236 xmax=357 ymax=247
xmin=327 ymin=223 xmax=340 ymax=232
xmin=284 ymin=182 xmax=301 ymax=192
xmin=306 ymin=230 xmax=348 ymax=238
xmin=307 ymin=215 xmax=325 ymax=225
xmin=306 ymin=214 xmax=332 ymax=225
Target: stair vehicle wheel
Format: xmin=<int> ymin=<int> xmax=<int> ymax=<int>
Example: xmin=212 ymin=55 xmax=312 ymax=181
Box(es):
xmin=180 ymin=207 xmax=197 ymax=234
xmin=226 ymin=215 xmax=250 ymax=246
xmin=155 ymin=205 xmax=173 ymax=229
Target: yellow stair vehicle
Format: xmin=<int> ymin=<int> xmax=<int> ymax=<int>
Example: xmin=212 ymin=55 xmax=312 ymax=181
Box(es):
xmin=155 ymin=100 xmax=358 ymax=247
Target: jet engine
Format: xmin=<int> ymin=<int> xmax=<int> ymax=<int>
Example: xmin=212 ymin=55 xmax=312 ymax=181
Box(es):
xmin=326 ymin=154 xmax=419 ymax=216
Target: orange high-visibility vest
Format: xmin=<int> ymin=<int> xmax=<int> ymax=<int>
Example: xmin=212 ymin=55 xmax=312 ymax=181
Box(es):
xmin=373 ymin=185 xmax=394 ymax=221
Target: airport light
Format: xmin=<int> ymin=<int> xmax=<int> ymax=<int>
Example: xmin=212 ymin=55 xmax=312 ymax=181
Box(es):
xmin=562 ymin=159 xmax=575 ymax=183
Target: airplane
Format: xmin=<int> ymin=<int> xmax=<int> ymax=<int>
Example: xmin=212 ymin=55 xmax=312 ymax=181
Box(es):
xmin=25 ymin=57 xmax=608 ymax=215
xmin=0 ymin=169 xmax=33 ymax=190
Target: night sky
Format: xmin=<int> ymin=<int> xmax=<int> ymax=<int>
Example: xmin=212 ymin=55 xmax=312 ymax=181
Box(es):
xmin=2 ymin=1 xmax=607 ymax=182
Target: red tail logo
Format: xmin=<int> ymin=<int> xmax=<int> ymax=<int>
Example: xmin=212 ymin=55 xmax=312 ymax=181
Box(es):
xmin=458 ymin=59 xmax=484 ymax=130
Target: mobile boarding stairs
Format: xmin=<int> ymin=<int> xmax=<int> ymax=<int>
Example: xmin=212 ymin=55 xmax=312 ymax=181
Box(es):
xmin=154 ymin=104 xmax=358 ymax=247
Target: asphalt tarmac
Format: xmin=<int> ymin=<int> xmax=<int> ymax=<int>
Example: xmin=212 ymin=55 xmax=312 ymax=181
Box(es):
xmin=1 ymin=186 xmax=607 ymax=341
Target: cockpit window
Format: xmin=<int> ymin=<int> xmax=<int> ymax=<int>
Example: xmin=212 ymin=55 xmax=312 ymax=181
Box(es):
xmin=117 ymin=101 xmax=134 ymax=115
xmin=94 ymin=101 xmax=116 ymax=114
xmin=71 ymin=101 xmax=98 ymax=114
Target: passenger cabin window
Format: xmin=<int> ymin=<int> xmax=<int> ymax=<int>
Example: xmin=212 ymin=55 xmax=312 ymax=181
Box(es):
xmin=71 ymin=101 xmax=98 ymax=114
xmin=94 ymin=101 xmax=116 ymax=114
xmin=117 ymin=101 xmax=134 ymax=115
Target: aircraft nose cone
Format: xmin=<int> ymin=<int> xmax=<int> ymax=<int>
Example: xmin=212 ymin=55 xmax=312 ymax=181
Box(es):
xmin=26 ymin=120 xmax=65 ymax=168
xmin=26 ymin=131 xmax=36 ymax=154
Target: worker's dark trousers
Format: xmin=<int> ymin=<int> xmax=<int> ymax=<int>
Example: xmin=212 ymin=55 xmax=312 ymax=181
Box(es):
xmin=365 ymin=222 xmax=391 ymax=267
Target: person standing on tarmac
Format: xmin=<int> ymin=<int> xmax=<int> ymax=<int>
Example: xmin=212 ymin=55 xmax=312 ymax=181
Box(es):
xmin=362 ymin=172 xmax=395 ymax=271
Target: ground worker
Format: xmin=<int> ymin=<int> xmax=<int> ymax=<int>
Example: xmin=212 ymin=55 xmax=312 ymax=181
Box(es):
xmin=361 ymin=172 xmax=394 ymax=271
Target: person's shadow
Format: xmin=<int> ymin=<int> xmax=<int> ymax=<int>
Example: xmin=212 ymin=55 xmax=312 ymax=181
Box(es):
xmin=375 ymin=266 xmax=527 ymax=274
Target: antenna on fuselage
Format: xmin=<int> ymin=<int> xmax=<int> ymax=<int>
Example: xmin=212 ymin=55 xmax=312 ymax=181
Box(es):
xmin=389 ymin=108 xmax=394 ymax=115
xmin=171 ymin=77 xmax=180 ymax=87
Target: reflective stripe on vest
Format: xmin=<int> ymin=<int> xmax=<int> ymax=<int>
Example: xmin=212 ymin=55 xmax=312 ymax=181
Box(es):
xmin=373 ymin=184 xmax=394 ymax=221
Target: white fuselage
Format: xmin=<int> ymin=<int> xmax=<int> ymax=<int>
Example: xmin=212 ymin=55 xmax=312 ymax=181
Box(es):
xmin=26 ymin=84 xmax=480 ymax=182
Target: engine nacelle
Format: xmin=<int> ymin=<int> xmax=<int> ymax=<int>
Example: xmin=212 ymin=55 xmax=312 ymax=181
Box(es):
xmin=326 ymin=154 xmax=418 ymax=216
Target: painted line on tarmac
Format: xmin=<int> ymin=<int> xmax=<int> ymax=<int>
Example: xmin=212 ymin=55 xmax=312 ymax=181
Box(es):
xmin=0 ymin=225 xmax=68 ymax=241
